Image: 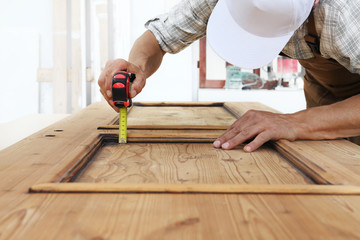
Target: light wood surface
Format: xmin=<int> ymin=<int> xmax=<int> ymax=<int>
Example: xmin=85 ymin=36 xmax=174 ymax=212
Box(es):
xmin=30 ymin=183 xmax=360 ymax=194
xmin=2 ymin=101 xmax=360 ymax=239
xmin=73 ymin=143 xmax=311 ymax=185
xmin=126 ymin=105 xmax=236 ymax=127
xmin=225 ymin=102 xmax=360 ymax=185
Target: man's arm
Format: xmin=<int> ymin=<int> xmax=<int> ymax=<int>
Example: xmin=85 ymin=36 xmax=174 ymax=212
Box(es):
xmin=214 ymin=94 xmax=360 ymax=152
xmin=98 ymin=30 xmax=165 ymax=112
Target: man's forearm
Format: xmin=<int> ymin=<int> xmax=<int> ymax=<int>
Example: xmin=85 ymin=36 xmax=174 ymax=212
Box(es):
xmin=293 ymin=94 xmax=360 ymax=140
xmin=128 ymin=30 xmax=165 ymax=78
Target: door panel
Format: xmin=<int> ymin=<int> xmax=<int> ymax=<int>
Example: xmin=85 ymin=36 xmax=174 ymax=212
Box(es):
xmin=73 ymin=142 xmax=312 ymax=185
xmin=28 ymin=102 xmax=360 ymax=194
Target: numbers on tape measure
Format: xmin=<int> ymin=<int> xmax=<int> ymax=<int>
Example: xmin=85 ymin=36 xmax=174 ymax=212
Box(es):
xmin=119 ymin=108 xmax=127 ymax=143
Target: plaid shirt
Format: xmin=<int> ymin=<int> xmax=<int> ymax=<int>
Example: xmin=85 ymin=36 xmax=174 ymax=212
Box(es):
xmin=145 ymin=0 xmax=360 ymax=74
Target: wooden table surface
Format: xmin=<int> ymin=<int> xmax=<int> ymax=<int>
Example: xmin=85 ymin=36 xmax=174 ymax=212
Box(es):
xmin=1 ymin=101 xmax=360 ymax=240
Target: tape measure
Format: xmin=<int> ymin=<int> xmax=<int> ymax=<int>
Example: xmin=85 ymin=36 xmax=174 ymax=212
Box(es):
xmin=112 ymin=71 xmax=136 ymax=144
xmin=119 ymin=107 xmax=127 ymax=143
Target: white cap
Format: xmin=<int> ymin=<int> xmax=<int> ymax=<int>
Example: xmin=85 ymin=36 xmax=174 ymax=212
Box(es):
xmin=207 ymin=0 xmax=314 ymax=69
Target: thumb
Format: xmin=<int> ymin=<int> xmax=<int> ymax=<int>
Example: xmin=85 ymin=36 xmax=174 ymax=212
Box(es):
xmin=130 ymin=75 xmax=146 ymax=98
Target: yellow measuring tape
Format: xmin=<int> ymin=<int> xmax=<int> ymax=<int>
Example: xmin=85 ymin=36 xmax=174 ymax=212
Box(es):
xmin=119 ymin=107 xmax=127 ymax=143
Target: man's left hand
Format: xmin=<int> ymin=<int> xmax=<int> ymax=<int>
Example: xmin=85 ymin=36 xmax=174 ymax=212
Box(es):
xmin=213 ymin=110 xmax=299 ymax=152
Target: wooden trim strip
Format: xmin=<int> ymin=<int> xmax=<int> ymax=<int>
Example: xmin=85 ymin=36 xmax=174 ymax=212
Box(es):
xmin=98 ymin=125 xmax=228 ymax=130
xmin=96 ymin=132 xmax=219 ymax=143
xmin=272 ymin=140 xmax=360 ymax=185
xmin=32 ymin=132 xmax=103 ymax=185
xmin=96 ymin=133 xmax=217 ymax=143
xmin=271 ymin=141 xmax=330 ymax=185
xmin=126 ymin=131 xmax=222 ymax=139
xmin=29 ymin=183 xmax=360 ymax=195
xmin=223 ymin=102 xmax=360 ymax=186
xmin=132 ymin=102 xmax=224 ymax=107
xmin=56 ymin=136 xmax=103 ymax=183
xmin=126 ymin=138 xmax=215 ymax=143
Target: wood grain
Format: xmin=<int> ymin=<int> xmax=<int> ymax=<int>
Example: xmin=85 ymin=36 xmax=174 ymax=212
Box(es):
xmin=224 ymin=102 xmax=360 ymax=185
xmin=273 ymin=140 xmax=360 ymax=185
xmin=126 ymin=129 xmax=224 ymax=142
xmin=72 ymin=143 xmax=311 ymax=185
xmin=2 ymin=101 xmax=360 ymax=240
xmin=99 ymin=125 xmax=229 ymax=130
xmin=126 ymin=106 xmax=236 ymax=127
xmin=30 ymin=183 xmax=360 ymax=194
xmin=132 ymin=102 xmax=224 ymax=106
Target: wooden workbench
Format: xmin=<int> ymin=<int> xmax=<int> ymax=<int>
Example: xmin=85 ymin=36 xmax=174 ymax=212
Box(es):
xmin=1 ymin=101 xmax=360 ymax=239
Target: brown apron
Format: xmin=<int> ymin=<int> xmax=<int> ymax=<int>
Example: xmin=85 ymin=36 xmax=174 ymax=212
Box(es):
xmin=297 ymin=11 xmax=360 ymax=144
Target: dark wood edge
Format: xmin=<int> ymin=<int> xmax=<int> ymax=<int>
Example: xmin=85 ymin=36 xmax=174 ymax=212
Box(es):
xmin=270 ymin=141 xmax=330 ymax=185
xmin=98 ymin=125 xmax=228 ymax=130
xmin=132 ymin=102 xmax=224 ymax=107
xmin=271 ymin=140 xmax=360 ymax=186
xmin=29 ymin=183 xmax=360 ymax=195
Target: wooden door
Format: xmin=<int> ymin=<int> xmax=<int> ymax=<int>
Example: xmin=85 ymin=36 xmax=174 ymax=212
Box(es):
xmin=30 ymin=102 xmax=360 ymax=193
xmin=3 ymin=101 xmax=360 ymax=239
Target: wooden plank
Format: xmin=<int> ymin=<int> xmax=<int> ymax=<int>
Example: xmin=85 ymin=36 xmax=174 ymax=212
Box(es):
xmin=272 ymin=140 xmax=360 ymax=185
xmin=1 ymin=192 xmax=360 ymax=239
xmin=52 ymin=0 xmax=68 ymax=113
xmin=2 ymin=102 xmax=360 ymax=239
xmin=0 ymin=102 xmax=116 ymax=192
xmin=29 ymin=183 xmax=360 ymax=194
xmin=126 ymin=129 xmax=224 ymax=140
xmin=224 ymin=102 xmax=360 ymax=185
xmin=224 ymin=101 xmax=281 ymax=115
xmin=98 ymin=125 xmax=228 ymax=130
xmin=71 ymin=142 xmax=311 ymax=185
xmin=133 ymin=102 xmax=224 ymax=106
xmin=0 ymin=193 xmax=358 ymax=239
xmin=127 ymin=106 xmax=236 ymax=127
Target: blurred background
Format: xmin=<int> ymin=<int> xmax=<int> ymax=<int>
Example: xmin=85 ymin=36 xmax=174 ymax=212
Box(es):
xmin=0 ymin=0 xmax=306 ymax=149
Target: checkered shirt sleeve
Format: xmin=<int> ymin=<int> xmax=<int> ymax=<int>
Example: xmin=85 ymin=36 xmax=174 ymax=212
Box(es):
xmin=145 ymin=0 xmax=218 ymax=54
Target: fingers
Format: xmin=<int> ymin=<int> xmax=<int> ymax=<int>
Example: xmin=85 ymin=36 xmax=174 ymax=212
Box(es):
xmin=215 ymin=124 xmax=264 ymax=151
xmin=98 ymin=58 xmax=146 ymax=110
xmin=213 ymin=110 xmax=255 ymax=149
xmin=243 ymin=132 xmax=272 ymax=152
xmin=213 ymin=110 xmax=294 ymax=152
xmin=213 ymin=123 xmax=249 ymax=148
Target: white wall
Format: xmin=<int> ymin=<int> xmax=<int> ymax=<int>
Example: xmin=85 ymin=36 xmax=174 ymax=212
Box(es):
xmin=0 ymin=0 xmax=52 ymax=123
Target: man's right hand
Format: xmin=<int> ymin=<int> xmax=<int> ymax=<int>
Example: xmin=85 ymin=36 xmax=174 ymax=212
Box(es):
xmin=98 ymin=59 xmax=146 ymax=112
